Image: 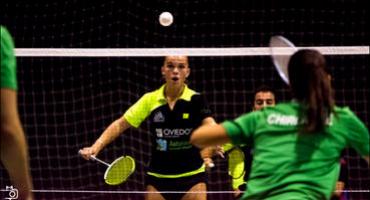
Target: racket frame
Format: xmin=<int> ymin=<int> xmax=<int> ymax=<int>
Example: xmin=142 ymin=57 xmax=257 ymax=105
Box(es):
xmin=269 ymin=35 xmax=297 ymax=84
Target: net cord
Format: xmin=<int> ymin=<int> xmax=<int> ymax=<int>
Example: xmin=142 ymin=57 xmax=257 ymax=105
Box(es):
xmin=15 ymin=46 xmax=369 ymax=57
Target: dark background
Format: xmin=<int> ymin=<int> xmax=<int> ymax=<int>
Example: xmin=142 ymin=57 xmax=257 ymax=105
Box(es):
xmin=1 ymin=0 xmax=368 ymax=199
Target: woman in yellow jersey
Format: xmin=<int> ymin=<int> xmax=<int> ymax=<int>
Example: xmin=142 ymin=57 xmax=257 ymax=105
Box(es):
xmin=80 ymin=56 xmax=216 ymax=200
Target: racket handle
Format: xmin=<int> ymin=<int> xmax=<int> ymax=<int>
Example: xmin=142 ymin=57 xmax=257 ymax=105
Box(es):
xmin=204 ymin=158 xmax=215 ymax=168
xmin=78 ymin=150 xmax=110 ymax=167
xmin=90 ymin=155 xmax=110 ymax=167
xmin=207 ymin=162 xmax=215 ymax=168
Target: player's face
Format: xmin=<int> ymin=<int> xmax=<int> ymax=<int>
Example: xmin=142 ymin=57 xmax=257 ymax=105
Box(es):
xmin=253 ymin=91 xmax=275 ymax=111
xmin=161 ymin=56 xmax=190 ymax=86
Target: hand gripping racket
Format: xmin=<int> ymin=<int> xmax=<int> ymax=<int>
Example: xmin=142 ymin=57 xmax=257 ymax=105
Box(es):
xmin=79 ymin=151 xmax=136 ymax=185
xmin=269 ymin=35 xmax=298 ymax=85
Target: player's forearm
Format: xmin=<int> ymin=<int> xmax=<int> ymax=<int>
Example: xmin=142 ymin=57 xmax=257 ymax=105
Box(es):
xmin=364 ymin=156 xmax=369 ymax=165
xmin=191 ymin=124 xmax=230 ymax=148
xmin=92 ymin=117 xmax=130 ymax=153
xmin=0 ymin=124 xmax=33 ymax=199
xmin=199 ymin=117 xmax=221 ymax=155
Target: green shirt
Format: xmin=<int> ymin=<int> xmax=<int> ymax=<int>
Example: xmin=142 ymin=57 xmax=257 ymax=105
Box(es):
xmin=1 ymin=26 xmax=17 ymax=90
xmin=223 ymin=101 xmax=369 ymax=200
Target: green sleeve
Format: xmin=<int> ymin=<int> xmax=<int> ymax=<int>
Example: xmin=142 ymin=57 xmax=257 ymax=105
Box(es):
xmin=0 ymin=26 xmax=17 ymax=90
xmin=223 ymin=121 xmax=245 ymax=145
xmin=345 ymin=108 xmax=370 ymax=156
xmin=222 ymin=112 xmax=257 ymax=146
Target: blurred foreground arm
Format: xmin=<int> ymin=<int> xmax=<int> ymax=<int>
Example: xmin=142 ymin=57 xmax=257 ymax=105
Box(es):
xmin=191 ymin=124 xmax=231 ymax=149
xmin=1 ymin=89 xmax=34 ymax=200
xmin=199 ymin=117 xmax=225 ymax=168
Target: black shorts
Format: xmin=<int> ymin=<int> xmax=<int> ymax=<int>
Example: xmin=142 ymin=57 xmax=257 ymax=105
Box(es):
xmin=146 ymin=172 xmax=206 ymax=200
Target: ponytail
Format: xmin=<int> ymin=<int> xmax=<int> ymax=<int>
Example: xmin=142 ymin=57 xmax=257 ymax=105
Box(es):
xmin=288 ymin=49 xmax=335 ymax=133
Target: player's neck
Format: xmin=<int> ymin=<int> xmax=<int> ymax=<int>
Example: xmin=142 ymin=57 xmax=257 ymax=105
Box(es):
xmin=165 ymin=84 xmax=184 ymax=101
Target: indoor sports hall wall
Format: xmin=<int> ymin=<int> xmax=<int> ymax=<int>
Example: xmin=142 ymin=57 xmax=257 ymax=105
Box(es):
xmin=1 ymin=0 xmax=368 ymax=199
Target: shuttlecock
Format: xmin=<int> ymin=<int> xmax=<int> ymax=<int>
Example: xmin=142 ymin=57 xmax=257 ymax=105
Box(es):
xmin=159 ymin=12 xmax=173 ymax=27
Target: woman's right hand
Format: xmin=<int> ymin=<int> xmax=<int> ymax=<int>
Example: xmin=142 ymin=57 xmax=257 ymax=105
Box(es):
xmin=79 ymin=147 xmax=98 ymax=160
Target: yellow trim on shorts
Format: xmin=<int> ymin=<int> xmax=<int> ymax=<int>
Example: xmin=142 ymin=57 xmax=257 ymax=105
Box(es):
xmin=147 ymin=164 xmax=205 ymax=178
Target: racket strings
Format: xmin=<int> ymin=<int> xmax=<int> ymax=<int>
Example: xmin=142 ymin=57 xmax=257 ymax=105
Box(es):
xmin=105 ymin=156 xmax=136 ymax=185
xmin=228 ymin=148 xmax=246 ymax=179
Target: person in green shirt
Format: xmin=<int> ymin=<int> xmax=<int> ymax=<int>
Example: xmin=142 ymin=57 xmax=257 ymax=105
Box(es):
xmin=1 ymin=26 xmax=34 ymax=200
xmin=191 ymin=49 xmax=369 ymax=200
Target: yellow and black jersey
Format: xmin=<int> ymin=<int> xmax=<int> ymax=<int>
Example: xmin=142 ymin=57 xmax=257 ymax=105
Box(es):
xmin=123 ymin=84 xmax=212 ymax=177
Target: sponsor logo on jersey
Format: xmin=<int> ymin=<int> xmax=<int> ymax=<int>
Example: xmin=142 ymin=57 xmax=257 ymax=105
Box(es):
xmin=169 ymin=141 xmax=192 ymax=150
xmin=155 ymin=128 xmax=193 ymax=138
xmin=156 ymin=128 xmax=163 ymax=137
xmin=182 ymin=113 xmax=189 ymax=119
xmin=200 ymin=108 xmax=212 ymax=115
xmin=153 ymin=111 xmax=165 ymax=122
xmin=156 ymin=139 xmax=167 ymax=151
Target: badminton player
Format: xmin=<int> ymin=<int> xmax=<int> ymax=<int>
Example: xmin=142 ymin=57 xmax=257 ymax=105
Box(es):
xmin=225 ymin=85 xmax=276 ymax=198
xmin=191 ymin=49 xmax=369 ymax=200
xmin=0 ymin=26 xmax=34 ymax=200
xmin=80 ymin=55 xmax=216 ymax=200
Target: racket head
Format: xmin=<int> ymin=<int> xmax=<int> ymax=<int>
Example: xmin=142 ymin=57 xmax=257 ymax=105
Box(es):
xmin=104 ymin=156 xmax=136 ymax=185
xmin=228 ymin=147 xmax=245 ymax=179
xmin=269 ymin=35 xmax=297 ymax=85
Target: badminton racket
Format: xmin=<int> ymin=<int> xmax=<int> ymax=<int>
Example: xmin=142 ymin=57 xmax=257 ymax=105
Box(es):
xmin=228 ymin=147 xmax=245 ymax=179
xmin=269 ymin=35 xmax=297 ymax=84
xmin=79 ymin=151 xmax=136 ymax=185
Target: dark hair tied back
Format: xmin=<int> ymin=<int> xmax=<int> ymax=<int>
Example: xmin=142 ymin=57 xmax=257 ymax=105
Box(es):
xmin=288 ymin=49 xmax=335 ymax=133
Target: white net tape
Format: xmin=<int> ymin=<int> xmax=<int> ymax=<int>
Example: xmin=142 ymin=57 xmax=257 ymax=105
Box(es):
xmin=15 ymin=46 xmax=369 ymax=57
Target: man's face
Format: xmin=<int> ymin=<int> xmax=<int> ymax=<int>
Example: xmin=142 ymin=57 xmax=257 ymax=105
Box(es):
xmin=253 ymin=91 xmax=275 ymax=111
